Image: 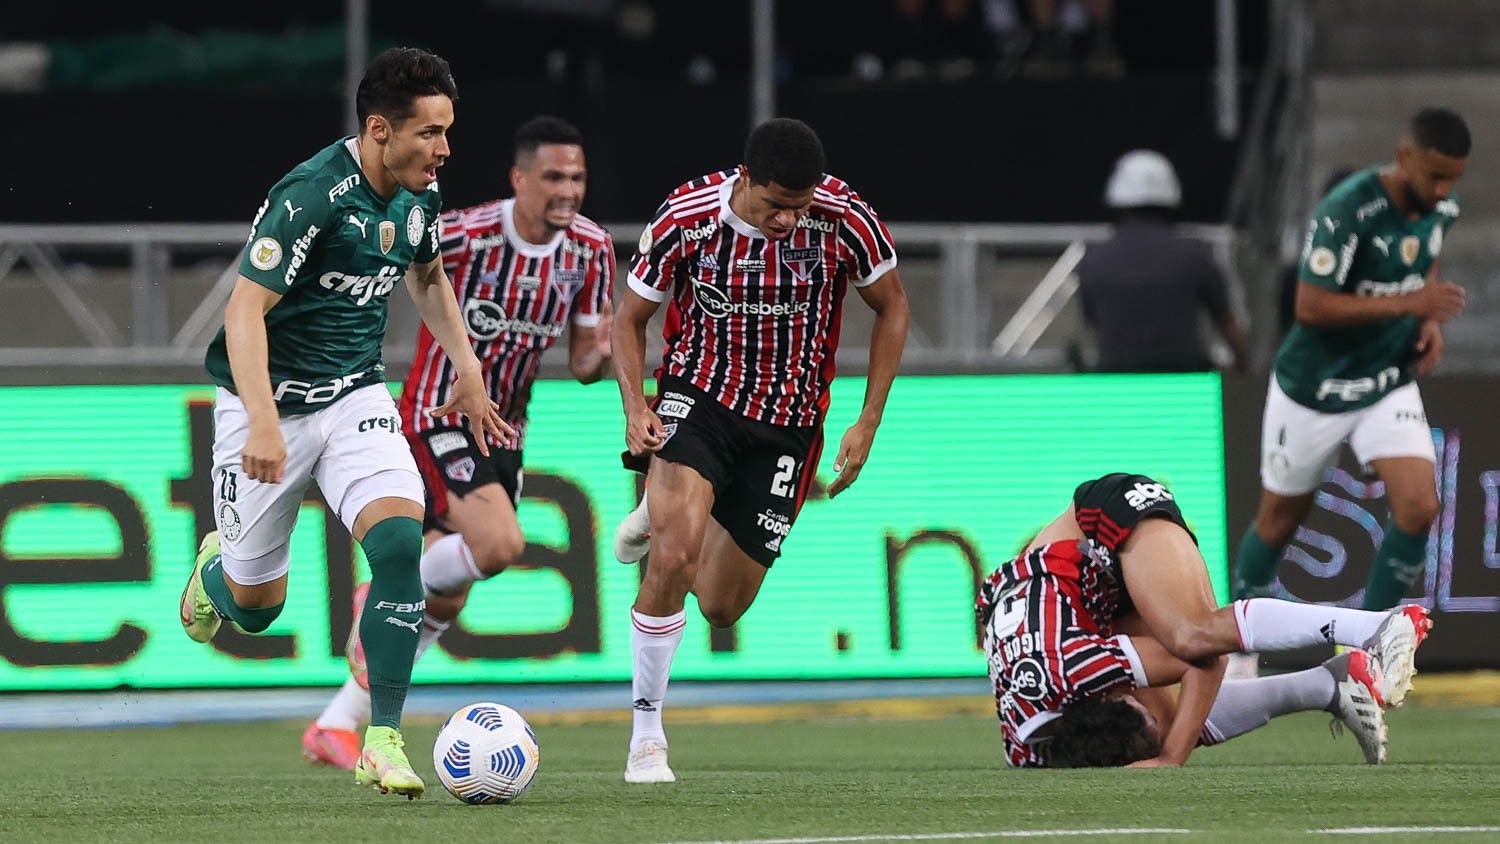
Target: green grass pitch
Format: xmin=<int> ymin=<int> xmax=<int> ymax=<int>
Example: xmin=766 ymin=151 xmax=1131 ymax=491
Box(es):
xmin=2 ymin=705 xmax=1497 ymax=843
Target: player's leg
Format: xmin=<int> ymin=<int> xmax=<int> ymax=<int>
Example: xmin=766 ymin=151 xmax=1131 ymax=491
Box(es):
xmin=692 ymin=519 xmax=770 ymax=628
xmin=1351 ymin=383 xmax=1440 ymax=610
xmin=181 ymin=389 xmax=316 ymax=642
xmin=316 ymin=385 xmax=430 ymax=798
xmin=415 ymin=434 xmax=526 ymax=605
xmin=1235 ymin=378 xmax=1347 ymax=599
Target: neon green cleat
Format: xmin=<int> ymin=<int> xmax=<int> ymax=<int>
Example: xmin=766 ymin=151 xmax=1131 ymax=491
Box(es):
xmin=355 ymin=726 xmax=425 ymax=799
xmin=179 ymin=531 xmax=223 ymax=643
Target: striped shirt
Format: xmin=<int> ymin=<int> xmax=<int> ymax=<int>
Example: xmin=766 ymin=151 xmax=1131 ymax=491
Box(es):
xmin=627 ymin=169 xmax=897 ymax=427
xmin=977 ymin=541 xmax=1146 ymax=768
xmin=400 ymin=198 xmax=614 ymax=448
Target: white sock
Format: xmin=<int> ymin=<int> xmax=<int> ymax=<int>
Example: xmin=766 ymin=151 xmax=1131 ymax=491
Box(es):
xmin=415 ymin=614 xmax=451 ymax=661
xmin=420 ymin=533 xmax=482 ymax=596
xmin=1202 ymin=666 xmax=1336 ymax=744
xmin=630 ymin=607 xmax=685 ymax=748
xmin=314 ymin=612 xmax=448 ymax=731
xmin=315 ymin=675 xmax=370 ymax=731
xmin=1232 ymin=598 xmax=1387 ymax=652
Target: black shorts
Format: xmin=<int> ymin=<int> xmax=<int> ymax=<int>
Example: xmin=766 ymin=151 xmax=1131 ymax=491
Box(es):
xmin=622 ymin=374 xmax=823 ymax=567
xmin=1072 ymin=473 xmax=1194 ymax=554
xmin=408 ymin=426 xmax=523 ymax=533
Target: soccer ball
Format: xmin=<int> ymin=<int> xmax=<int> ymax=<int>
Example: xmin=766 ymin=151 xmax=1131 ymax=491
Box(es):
xmin=433 ymin=702 xmax=540 ymax=804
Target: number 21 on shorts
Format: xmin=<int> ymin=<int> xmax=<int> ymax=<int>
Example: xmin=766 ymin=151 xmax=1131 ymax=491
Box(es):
xmin=770 ymin=455 xmax=796 ymax=497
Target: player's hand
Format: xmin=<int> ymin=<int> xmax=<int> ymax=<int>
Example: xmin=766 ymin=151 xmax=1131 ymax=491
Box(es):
xmin=430 ymin=368 xmax=512 ymax=455
xmin=1125 ymin=757 xmax=1182 ymax=768
xmin=827 ymin=418 xmax=878 ymax=499
xmin=242 ymin=418 xmax=287 ymax=484
xmin=1412 ymin=280 xmax=1466 ymax=322
xmin=625 ymin=405 xmax=666 ymax=456
xmin=1412 ymin=319 xmax=1444 ymax=377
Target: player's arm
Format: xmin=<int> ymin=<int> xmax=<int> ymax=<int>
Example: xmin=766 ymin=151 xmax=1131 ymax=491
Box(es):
xmin=568 ymin=236 xmax=617 ymax=384
xmin=1110 ymin=633 xmax=1224 ymax=767
xmin=1295 ymin=204 xmax=1463 ymax=327
xmin=404 ymin=256 xmax=511 ymax=453
xmin=224 ymin=278 xmax=286 ymax=483
xmin=827 ymin=270 xmax=909 ymax=498
xmin=612 ymin=287 xmax=665 ymax=455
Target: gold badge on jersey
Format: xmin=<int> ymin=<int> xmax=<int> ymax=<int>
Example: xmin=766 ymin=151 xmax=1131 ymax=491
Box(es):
xmin=378 ymin=220 xmax=396 ymax=255
xmin=1400 ymin=235 xmax=1420 ymax=266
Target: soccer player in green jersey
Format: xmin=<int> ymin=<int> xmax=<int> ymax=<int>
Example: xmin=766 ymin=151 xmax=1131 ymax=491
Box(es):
xmin=178 ymin=47 xmax=509 ymax=799
xmin=1235 ymin=108 xmax=1470 ymax=616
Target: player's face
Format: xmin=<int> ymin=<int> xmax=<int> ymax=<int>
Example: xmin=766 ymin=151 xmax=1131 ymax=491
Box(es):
xmin=1119 ymin=695 xmax=1161 ymax=746
xmin=512 ymin=144 xmax=587 ymax=233
xmin=1398 ymin=144 xmax=1467 ymax=213
xmin=738 ymin=168 xmax=816 ymax=240
xmin=380 ymin=94 xmax=454 ymax=194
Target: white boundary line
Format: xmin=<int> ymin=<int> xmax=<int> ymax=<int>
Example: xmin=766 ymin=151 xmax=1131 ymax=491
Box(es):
xmin=656 ymin=831 xmax=1191 ymax=844
xmin=1315 ymin=827 xmax=1500 ymax=835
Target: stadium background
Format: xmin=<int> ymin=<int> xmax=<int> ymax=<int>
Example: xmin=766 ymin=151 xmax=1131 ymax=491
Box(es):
xmin=2 ymin=0 xmax=1499 ymax=694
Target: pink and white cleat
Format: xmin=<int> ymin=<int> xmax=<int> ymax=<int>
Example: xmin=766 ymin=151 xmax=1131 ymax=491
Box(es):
xmin=301 ymin=723 xmax=362 ymax=770
xmin=1362 ymin=604 xmax=1432 ymax=707
xmin=346 ymin=582 xmax=370 ymax=690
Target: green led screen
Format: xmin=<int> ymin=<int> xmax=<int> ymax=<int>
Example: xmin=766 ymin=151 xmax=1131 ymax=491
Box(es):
xmin=0 ymin=374 xmax=1226 ymax=690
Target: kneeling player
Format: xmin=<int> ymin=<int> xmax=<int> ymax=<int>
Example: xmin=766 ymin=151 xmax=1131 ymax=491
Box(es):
xmin=978 ymin=473 xmax=1430 ymax=767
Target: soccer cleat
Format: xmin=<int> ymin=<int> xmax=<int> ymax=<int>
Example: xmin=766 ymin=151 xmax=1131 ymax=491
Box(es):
xmin=1361 ymin=605 xmax=1433 ymax=707
xmin=614 ymin=497 xmax=652 ymax=564
xmin=302 ymin=723 xmax=362 ymax=770
xmin=179 ymin=531 xmax=223 ymax=643
xmin=1325 ymin=648 xmax=1388 ymax=764
xmin=624 ymin=740 xmax=676 ymax=784
xmin=355 ymin=726 xmax=425 ymax=799
xmin=346 ymin=582 xmax=370 ymax=690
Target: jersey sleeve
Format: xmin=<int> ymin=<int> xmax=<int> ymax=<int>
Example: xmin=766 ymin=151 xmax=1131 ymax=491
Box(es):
xmin=1063 ymin=633 xmax=1146 ymax=697
xmin=438 ymin=210 xmax=470 ymax=279
xmin=239 ymin=176 xmax=334 ymax=292
xmin=573 ymin=233 xmax=616 ymax=327
xmin=837 ymin=190 xmax=898 ymax=288
xmin=626 ymin=200 xmax=685 ymax=303
xmin=412 ymin=194 xmax=444 ymax=266
xmin=1298 ymin=193 xmax=1360 ymax=291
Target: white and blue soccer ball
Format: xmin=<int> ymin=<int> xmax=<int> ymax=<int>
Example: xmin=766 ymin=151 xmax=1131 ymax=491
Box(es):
xmin=433 ymin=702 xmax=540 ymax=804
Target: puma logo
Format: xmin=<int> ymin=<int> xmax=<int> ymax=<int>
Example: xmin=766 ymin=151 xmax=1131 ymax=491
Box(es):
xmin=284 ymin=200 xmax=303 ymax=221
xmin=348 ymin=214 xmax=369 ymax=237
xmin=383 ymin=615 xmax=420 ymax=633
xmin=1372 ymin=236 xmax=1391 ymax=257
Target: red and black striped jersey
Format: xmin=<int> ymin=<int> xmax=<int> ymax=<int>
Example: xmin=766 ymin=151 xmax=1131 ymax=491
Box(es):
xmin=400 ymin=198 xmax=614 ymax=448
xmin=627 ymin=169 xmax=897 ymax=427
xmin=977 ymin=541 xmax=1146 ymax=768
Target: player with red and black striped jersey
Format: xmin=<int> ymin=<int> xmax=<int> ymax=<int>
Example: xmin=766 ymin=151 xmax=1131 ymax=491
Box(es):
xmin=612 ymin=119 xmax=910 ymax=783
xmin=978 ymin=473 xmax=1432 ymax=768
xmin=303 ymin=117 xmax=614 ymax=770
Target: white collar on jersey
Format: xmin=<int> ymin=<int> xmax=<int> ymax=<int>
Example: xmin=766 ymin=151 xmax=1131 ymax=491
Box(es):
xmin=501 ymin=198 xmax=566 ymax=259
xmin=1015 ymin=710 xmax=1063 ymax=745
xmin=718 ymin=171 xmax=767 ymax=239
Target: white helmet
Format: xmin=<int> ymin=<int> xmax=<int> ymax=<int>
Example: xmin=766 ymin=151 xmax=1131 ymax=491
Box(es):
xmin=1105 ymin=149 xmax=1182 ymax=209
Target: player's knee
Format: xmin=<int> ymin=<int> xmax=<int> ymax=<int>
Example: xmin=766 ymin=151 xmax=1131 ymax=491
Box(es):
xmin=1390 ymin=492 xmax=1438 ymax=533
xmin=424 ymin=588 xmax=468 ymax=622
xmin=697 ymin=599 xmax=746 ymax=629
xmin=468 ymin=529 xmax=524 ymax=578
xmin=1162 ymin=620 xmax=1219 ymax=664
xmin=1256 ymin=510 xmax=1302 ymax=546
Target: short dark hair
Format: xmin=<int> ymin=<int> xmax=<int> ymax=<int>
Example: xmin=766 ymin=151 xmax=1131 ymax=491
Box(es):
xmin=514 ymin=116 xmax=585 ymax=165
xmin=1042 ymin=697 xmax=1161 ymax=768
xmin=356 ymin=47 xmax=458 ymax=129
xmin=744 ymin=118 xmax=826 ymax=191
xmin=1410 ymin=108 xmax=1471 ymax=158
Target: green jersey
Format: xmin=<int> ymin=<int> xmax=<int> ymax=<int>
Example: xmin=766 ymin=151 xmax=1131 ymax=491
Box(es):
xmin=1273 ymin=167 xmax=1459 ymax=412
xmin=206 ymin=137 xmax=442 ymax=414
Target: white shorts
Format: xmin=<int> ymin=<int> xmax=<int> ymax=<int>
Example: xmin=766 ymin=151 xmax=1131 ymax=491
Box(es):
xmin=211 ymin=383 xmax=423 ymax=585
xmin=1259 ymin=376 xmax=1436 ymax=496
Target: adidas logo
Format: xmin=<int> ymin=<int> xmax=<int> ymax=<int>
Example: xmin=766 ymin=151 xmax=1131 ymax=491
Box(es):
xmin=1320 ymin=621 xmax=1336 ymax=644
xmin=632 ymin=698 xmax=658 ymax=713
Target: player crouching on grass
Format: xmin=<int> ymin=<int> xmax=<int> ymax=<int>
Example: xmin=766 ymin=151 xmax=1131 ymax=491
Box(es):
xmin=978 ymin=473 xmax=1431 ymax=767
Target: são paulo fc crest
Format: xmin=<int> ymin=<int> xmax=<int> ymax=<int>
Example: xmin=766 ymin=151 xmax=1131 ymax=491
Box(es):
xmin=445 ymin=456 xmax=476 ymax=483
xmin=407 ymin=206 xmax=426 ymax=247
xmin=378 ymin=220 xmax=397 ymax=255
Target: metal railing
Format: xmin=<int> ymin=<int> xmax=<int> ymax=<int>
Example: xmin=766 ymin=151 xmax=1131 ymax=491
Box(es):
xmin=0 ymin=221 xmax=1235 ymax=374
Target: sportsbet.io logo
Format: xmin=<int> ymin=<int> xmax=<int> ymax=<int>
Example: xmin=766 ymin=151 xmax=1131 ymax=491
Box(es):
xmin=691 ymin=280 xmax=810 ymax=320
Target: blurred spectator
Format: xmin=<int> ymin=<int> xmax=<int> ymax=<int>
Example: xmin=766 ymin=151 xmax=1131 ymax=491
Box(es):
xmin=1075 ymin=150 xmax=1249 ymax=373
xmin=1277 ymin=167 xmax=1358 ymax=337
xmin=983 ymin=0 xmax=1122 ymax=78
xmin=887 ymin=0 xmax=989 ymax=81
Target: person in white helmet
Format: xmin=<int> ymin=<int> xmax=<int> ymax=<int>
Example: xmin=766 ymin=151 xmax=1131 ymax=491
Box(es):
xmin=1074 ymin=149 xmax=1248 ymax=373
